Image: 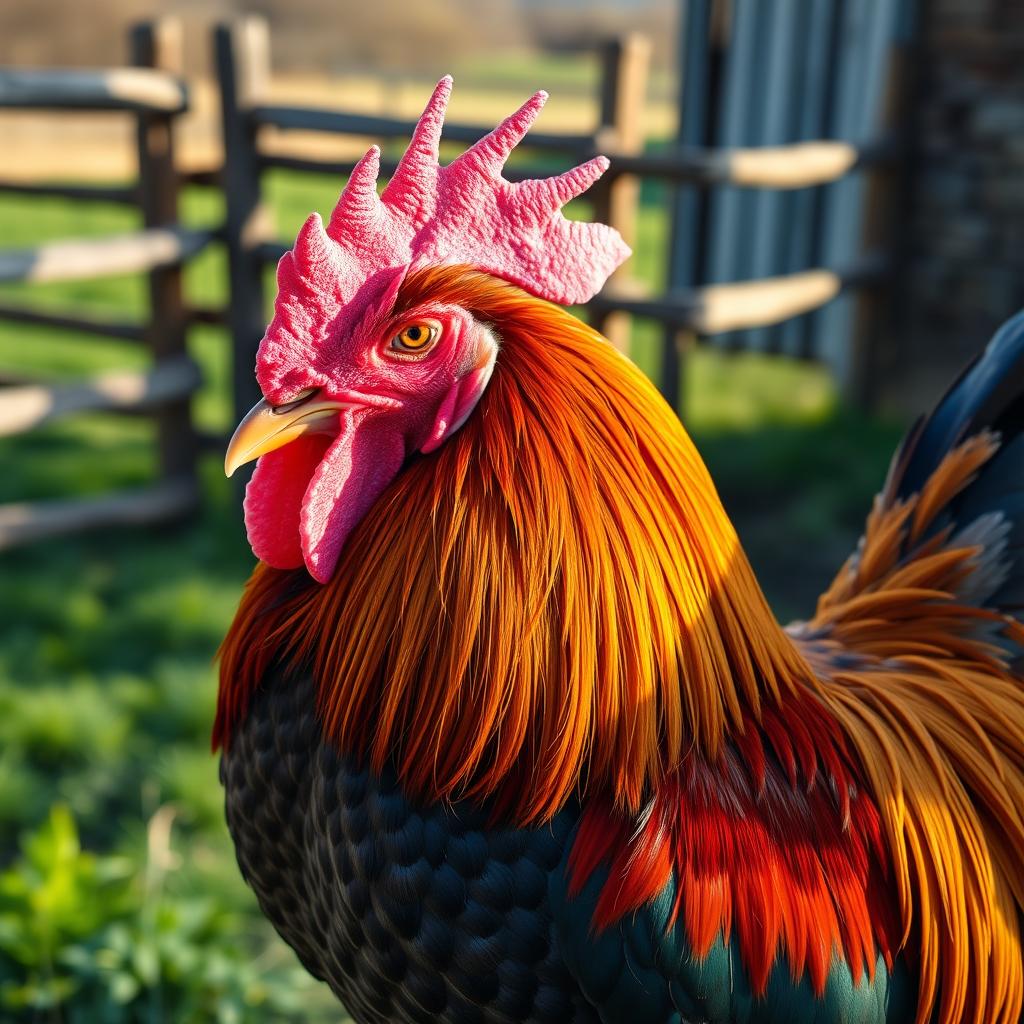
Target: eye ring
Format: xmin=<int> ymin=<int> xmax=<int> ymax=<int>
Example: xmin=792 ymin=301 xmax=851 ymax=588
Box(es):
xmin=390 ymin=322 xmax=439 ymax=355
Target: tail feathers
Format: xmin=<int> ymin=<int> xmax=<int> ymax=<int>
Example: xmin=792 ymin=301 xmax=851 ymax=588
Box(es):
xmin=898 ymin=312 xmax=1024 ymax=621
xmin=957 ymin=432 xmax=1024 ymax=613
xmin=812 ymin=312 xmax=1024 ymax=664
xmin=886 ymin=310 xmax=1024 ymax=504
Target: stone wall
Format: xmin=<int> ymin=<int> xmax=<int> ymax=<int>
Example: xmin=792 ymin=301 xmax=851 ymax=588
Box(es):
xmin=890 ymin=0 xmax=1024 ymax=410
xmin=868 ymin=2 xmax=1019 ymax=413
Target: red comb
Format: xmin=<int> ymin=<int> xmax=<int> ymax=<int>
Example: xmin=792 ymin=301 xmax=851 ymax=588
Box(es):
xmin=256 ymin=76 xmax=630 ymax=401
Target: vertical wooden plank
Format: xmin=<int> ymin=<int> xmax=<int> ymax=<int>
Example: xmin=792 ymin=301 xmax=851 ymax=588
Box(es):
xmin=746 ymin=0 xmax=802 ymax=353
xmin=661 ymin=0 xmax=722 ymax=413
xmin=590 ymin=33 xmax=650 ymax=356
xmin=779 ymin=0 xmax=838 ymax=357
xmin=843 ymin=39 xmax=909 ymax=407
xmin=215 ymin=17 xmax=271 ymax=426
xmin=817 ymin=0 xmax=898 ymax=386
xmin=801 ymin=0 xmax=847 ymax=360
xmin=706 ymin=0 xmax=763 ymax=351
xmin=666 ymin=0 xmax=715 ymax=289
xmin=131 ymin=18 xmax=198 ymax=502
xmin=814 ymin=0 xmax=868 ymax=371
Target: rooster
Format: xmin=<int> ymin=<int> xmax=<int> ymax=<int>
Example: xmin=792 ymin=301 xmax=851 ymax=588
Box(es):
xmin=216 ymin=77 xmax=1024 ymax=1024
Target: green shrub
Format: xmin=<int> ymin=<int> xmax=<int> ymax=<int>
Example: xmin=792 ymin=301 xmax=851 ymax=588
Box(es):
xmin=0 ymin=806 xmax=338 ymax=1023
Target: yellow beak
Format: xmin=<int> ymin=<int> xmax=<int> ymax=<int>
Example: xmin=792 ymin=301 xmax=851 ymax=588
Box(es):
xmin=224 ymin=391 xmax=348 ymax=478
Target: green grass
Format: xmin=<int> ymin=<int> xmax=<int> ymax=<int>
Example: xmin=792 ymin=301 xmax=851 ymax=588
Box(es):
xmin=0 ymin=170 xmax=903 ymax=1020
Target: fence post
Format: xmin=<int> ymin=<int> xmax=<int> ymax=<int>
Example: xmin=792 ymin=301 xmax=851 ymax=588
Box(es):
xmin=661 ymin=0 xmax=725 ymax=413
xmin=215 ymin=17 xmax=270 ymax=426
xmin=130 ymin=18 xmax=198 ymax=503
xmin=843 ymin=40 xmax=909 ymax=409
xmin=591 ymin=34 xmax=650 ymax=356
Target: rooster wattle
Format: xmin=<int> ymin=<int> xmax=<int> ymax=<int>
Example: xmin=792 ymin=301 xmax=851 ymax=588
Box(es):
xmin=216 ymin=78 xmax=1024 ymax=1024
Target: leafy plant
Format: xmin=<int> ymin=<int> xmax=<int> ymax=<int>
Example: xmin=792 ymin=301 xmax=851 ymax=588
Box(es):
xmin=0 ymin=805 xmax=338 ymax=1023
xmin=0 ymin=804 xmax=133 ymax=1011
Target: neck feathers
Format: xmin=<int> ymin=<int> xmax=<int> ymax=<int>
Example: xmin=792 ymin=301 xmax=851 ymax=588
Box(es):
xmin=217 ymin=268 xmax=815 ymax=822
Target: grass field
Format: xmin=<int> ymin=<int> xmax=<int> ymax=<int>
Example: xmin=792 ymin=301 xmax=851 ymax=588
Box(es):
xmin=0 ymin=151 xmax=904 ymax=1019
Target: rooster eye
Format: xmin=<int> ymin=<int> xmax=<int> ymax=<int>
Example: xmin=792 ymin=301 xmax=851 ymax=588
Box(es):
xmin=391 ymin=323 xmax=438 ymax=354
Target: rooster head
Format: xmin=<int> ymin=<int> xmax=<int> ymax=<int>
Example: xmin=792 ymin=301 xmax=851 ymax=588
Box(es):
xmin=224 ymin=76 xmax=630 ymax=582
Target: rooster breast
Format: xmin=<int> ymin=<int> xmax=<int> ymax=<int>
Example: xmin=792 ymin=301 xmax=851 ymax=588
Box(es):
xmin=220 ymin=669 xmax=600 ymax=1024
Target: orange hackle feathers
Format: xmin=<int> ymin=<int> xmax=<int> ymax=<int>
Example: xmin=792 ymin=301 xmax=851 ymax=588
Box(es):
xmin=218 ymin=266 xmax=1024 ymax=1024
xmin=218 ymin=265 xmax=811 ymax=818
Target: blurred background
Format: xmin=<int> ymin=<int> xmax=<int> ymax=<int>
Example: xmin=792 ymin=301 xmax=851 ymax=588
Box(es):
xmin=0 ymin=0 xmax=1021 ymax=1019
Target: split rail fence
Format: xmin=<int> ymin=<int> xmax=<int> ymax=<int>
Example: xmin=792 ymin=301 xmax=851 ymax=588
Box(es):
xmin=0 ymin=15 xmax=906 ymax=547
xmin=0 ymin=21 xmax=212 ymax=549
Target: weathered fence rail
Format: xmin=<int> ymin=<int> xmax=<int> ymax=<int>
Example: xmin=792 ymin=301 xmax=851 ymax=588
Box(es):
xmin=0 ymin=226 xmax=212 ymax=284
xmin=0 ymin=357 xmax=201 ymax=437
xmin=255 ymin=103 xmax=599 ymax=152
xmin=255 ymin=134 xmax=887 ymax=191
xmin=0 ymin=481 xmax=198 ymax=550
xmin=0 ymin=180 xmax=138 ymax=204
xmin=590 ymin=258 xmax=887 ymax=334
xmin=0 ymin=67 xmax=188 ymax=113
xmin=0 ymin=18 xmax=202 ymax=550
xmin=600 ymin=139 xmax=894 ymax=188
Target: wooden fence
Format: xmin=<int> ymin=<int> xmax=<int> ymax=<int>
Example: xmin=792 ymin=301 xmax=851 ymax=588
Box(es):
xmin=215 ymin=15 xmax=903 ymax=421
xmin=0 ymin=15 xmax=907 ymax=547
xmin=0 ymin=20 xmax=212 ymax=550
